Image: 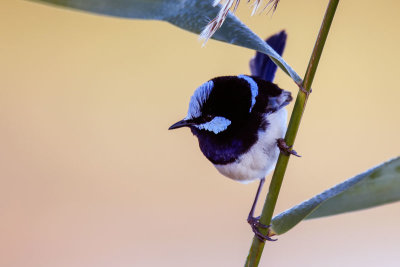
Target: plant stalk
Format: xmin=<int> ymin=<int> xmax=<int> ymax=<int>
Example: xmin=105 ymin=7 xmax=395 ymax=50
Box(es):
xmin=245 ymin=0 xmax=339 ymax=266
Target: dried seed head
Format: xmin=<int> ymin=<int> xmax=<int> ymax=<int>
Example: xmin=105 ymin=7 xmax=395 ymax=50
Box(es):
xmin=200 ymin=0 xmax=280 ymax=45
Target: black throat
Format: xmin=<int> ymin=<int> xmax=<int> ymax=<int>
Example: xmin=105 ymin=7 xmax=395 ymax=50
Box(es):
xmin=190 ymin=115 xmax=268 ymax=165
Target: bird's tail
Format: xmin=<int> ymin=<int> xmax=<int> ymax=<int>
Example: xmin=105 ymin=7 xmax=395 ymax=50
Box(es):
xmin=249 ymin=30 xmax=287 ymax=82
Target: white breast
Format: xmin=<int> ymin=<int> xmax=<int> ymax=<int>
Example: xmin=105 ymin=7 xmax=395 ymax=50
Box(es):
xmin=214 ymin=108 xmax=287 ymax=183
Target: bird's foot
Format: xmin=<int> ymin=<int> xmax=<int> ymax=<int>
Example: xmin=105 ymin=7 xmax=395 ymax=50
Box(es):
xmin=247 ymin=215 xmax=277 ymax=242
xmin=277 ymin=138 xmax=301 ymax=157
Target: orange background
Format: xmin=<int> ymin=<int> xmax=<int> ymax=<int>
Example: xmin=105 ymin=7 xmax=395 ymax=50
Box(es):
xmin=1 ymin=1 xmax=400 ymax=266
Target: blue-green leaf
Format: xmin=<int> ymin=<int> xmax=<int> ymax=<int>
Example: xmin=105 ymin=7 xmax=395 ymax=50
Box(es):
xmin=271 ymin=157 xmax=400 ymax=235
xmin=28 ymin=0 xmax=302 ymax=83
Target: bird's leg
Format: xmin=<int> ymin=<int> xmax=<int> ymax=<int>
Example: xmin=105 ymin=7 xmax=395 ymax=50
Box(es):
xmin=247 ymin=178 xmax=277 ymax=242
xmin=277 ymin=138 xmax=301 ymax=157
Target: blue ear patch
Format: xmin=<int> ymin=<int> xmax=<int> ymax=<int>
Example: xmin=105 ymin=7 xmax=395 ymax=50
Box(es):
xmin=238 ymin=75 xmax=258 ymax=112
xmin=195 ymin=116 xmax=232 ymax=134
xmin=185 ymin=80 xmax=214 ymax=120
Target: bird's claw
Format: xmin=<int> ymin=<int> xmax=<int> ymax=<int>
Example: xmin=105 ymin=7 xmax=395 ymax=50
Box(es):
xmin=247 ymin=216 xmax=277 ymax=242
xmin=277 ymin=138 xmax=301 ymax=157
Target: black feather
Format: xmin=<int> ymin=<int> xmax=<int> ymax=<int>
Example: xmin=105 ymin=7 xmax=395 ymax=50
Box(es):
xmin=190 ymin=76 xmax=285 ymax=165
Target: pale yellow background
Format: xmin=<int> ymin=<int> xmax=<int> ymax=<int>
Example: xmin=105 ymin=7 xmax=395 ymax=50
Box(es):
xmin=1 ymin=1 xmax=400 ymax=266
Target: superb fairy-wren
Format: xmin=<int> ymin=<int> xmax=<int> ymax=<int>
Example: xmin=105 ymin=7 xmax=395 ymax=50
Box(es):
xmin=169 ymin=31 xmax=297 ymax=241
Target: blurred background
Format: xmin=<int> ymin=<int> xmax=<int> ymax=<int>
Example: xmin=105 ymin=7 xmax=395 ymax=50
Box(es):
xmin=1 ymin=1 xmax=399 ymax=266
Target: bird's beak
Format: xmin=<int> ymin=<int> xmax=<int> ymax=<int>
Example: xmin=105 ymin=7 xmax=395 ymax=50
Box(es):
xmin=168 ymin=119 xmax=195 ymax=130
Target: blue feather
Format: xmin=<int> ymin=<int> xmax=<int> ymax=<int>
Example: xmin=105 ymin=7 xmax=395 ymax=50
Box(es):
xmin=238 ymin=75 xmax=258 ymax=112
xmin=250 ymin=30 xmax=287 ymax=82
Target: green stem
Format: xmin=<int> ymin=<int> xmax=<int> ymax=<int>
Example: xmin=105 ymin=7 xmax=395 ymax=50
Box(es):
xmin=245 ymin=0 xmax=339 ymax=266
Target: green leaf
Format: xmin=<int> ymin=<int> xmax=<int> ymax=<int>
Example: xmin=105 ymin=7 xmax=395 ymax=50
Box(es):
xmin=28 ymin=0 xmax=302 ymax=83
xmin=271 ymin=156 xmax=400 ymax=235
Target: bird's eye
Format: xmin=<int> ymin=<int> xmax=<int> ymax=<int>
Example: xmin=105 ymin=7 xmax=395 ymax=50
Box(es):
xmin=205 ymin=114 xmax=214 ymax=121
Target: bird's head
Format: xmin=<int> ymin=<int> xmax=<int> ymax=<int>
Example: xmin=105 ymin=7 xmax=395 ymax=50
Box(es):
xmin=169 ymin=75 xmax=291 ymax=136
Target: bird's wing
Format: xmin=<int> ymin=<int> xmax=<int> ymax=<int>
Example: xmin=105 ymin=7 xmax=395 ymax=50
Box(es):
xmin=249 ymin=30 xmax=287 ymax=82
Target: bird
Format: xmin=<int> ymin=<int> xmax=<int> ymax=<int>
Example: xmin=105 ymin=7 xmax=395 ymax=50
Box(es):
xmin=169 ymin=31 xmax=297 ymax=241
